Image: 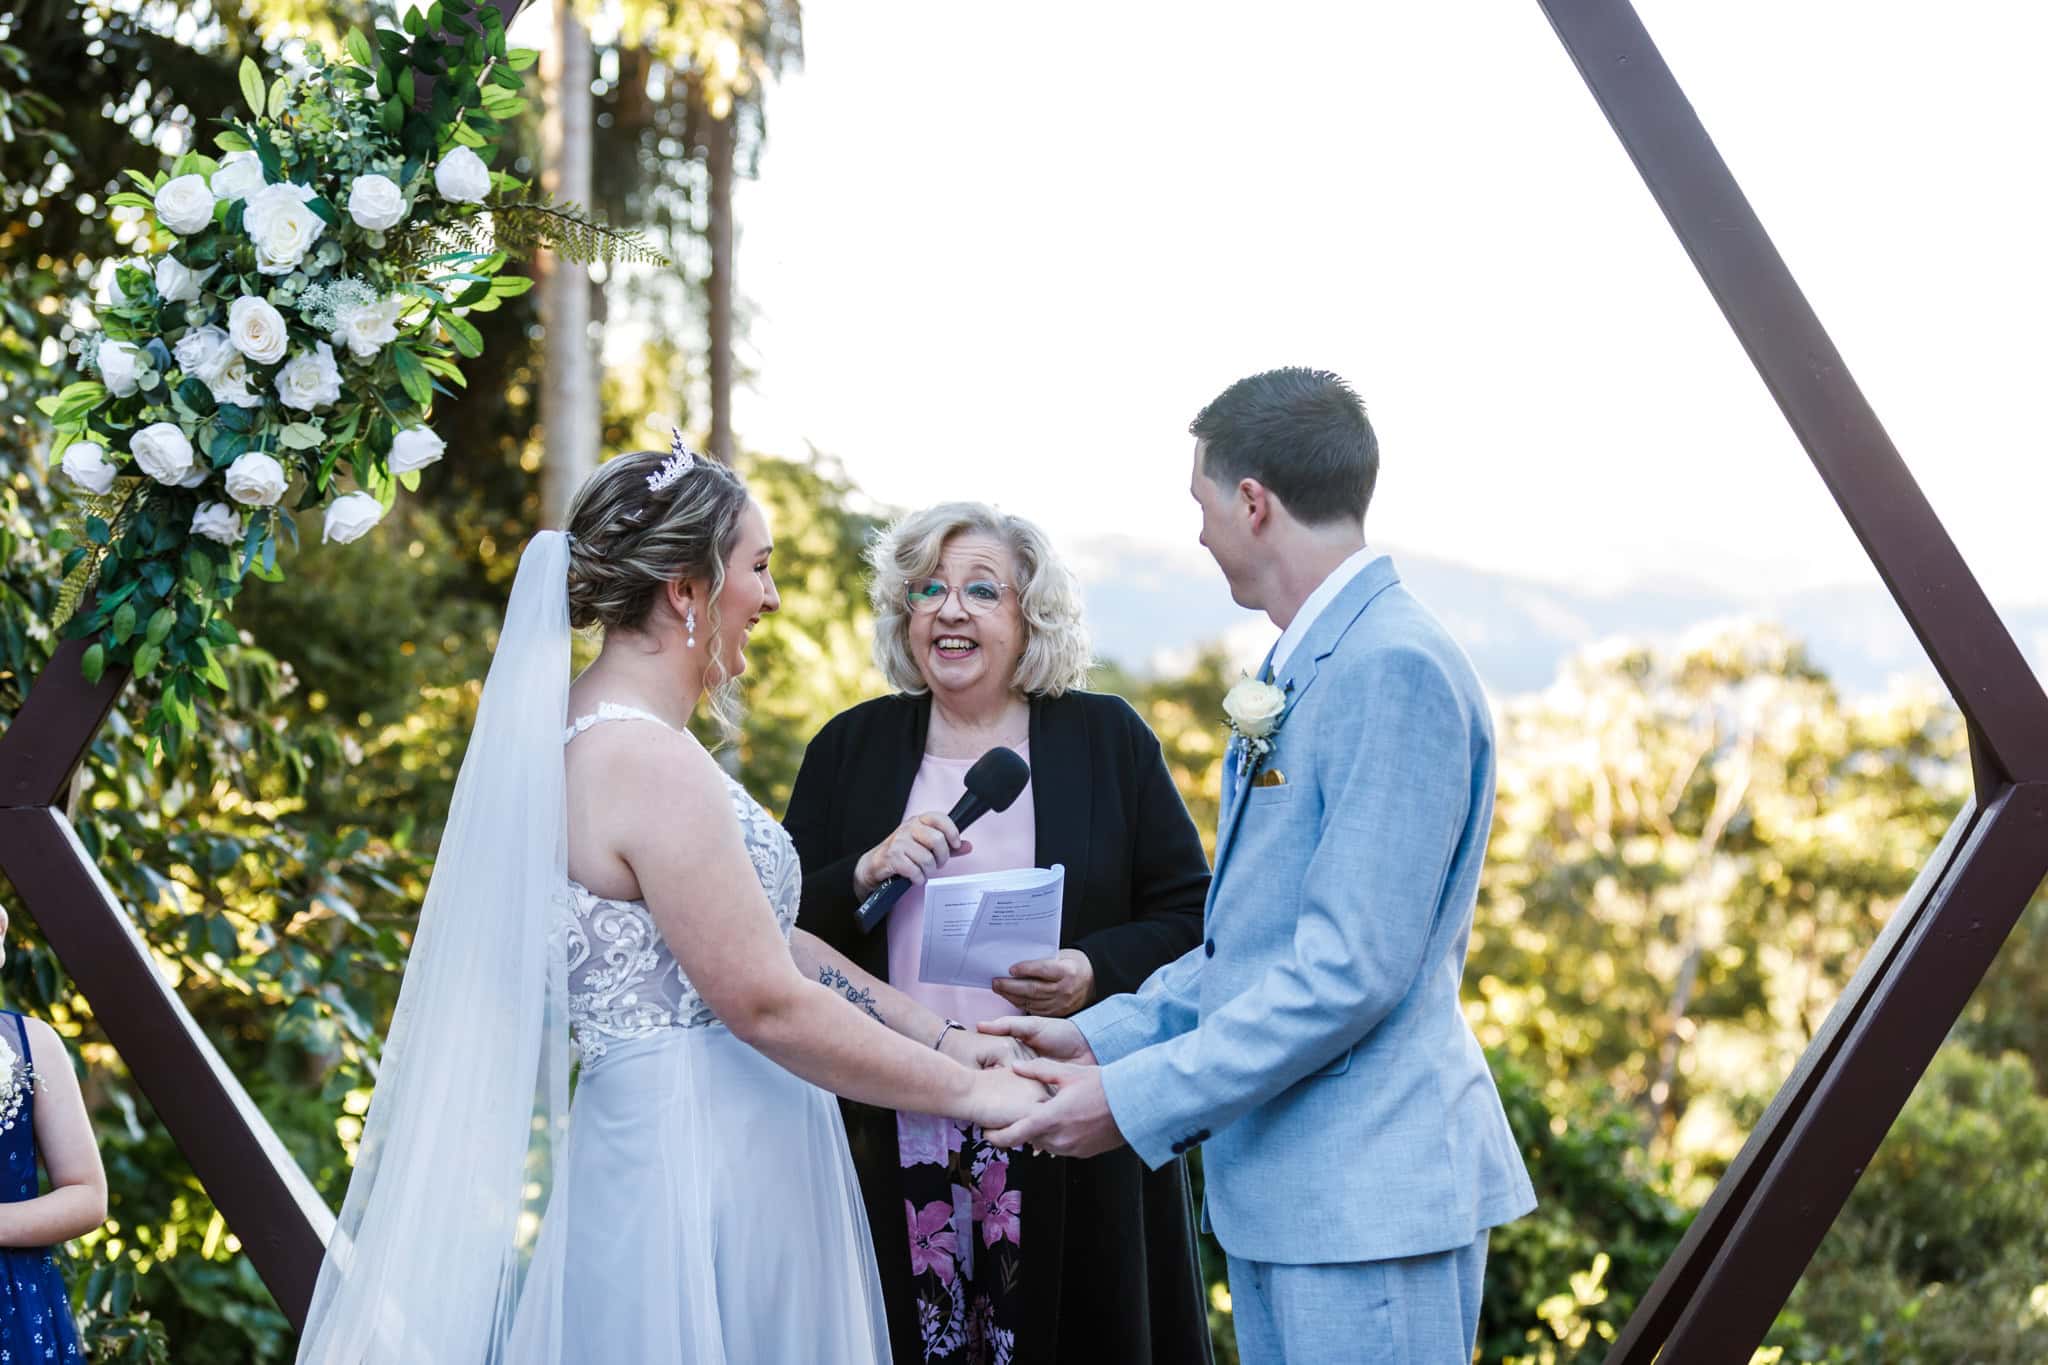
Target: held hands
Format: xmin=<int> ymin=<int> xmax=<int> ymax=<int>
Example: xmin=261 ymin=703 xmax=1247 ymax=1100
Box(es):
xmin=938 ymin=1026 xmax=1034 ymax=1072
xmin=977 ymin=1015 xmax=1123 ymax=1158
xmin=992 ymin=948 xmax=1095 ymax=1017
xmin=854 ymin=812 xmax=971 ymax=897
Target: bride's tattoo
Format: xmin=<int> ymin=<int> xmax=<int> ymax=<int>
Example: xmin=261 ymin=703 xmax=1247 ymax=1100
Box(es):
xmin=819 ymin=965 xmax=884 ymax=1024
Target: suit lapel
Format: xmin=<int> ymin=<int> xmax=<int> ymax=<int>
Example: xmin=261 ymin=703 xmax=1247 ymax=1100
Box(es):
xmin=1207 ymin=559 xmax=1404 ymax=888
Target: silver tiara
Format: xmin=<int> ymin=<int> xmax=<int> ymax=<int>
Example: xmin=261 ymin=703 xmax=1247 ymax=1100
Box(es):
xmin=646 ymin=429 xmax=701 ymax=493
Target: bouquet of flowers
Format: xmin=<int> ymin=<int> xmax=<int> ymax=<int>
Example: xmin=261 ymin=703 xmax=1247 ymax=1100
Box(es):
xmin=36 ymin=0 xmax=656 ymax=757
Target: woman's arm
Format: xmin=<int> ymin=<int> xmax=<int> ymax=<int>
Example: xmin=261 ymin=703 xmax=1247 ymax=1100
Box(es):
xmin=789 ymin=928 xmax=1026 ymax=1070
xmin=1072 ymin=706 xmax=1211 ymax=1000
xmin=596 ymin=725 xmax=1042 ymax=1126
xmin=0 ymin=1020 xmax=107 ymax=1248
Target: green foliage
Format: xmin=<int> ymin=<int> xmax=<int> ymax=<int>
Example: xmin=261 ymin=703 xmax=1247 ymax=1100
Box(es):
xmin=1484 ymin=1054 xmax=1689 ymax=1362
xmin=1767 ymin=1045 xmax=2048 ymax=1364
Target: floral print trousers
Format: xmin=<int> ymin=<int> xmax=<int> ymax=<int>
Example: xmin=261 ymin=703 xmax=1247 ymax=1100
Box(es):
xmin=898 ymin=1111 xmax=1021 ymax=1365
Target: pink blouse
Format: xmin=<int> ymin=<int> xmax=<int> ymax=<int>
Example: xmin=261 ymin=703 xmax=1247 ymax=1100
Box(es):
xmin=885 ymin=743 xmax=1037 ymax=1028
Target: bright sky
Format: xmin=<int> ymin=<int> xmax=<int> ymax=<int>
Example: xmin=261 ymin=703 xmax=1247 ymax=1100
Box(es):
xmin=722 ymin=1 xmax=2046 ymax=614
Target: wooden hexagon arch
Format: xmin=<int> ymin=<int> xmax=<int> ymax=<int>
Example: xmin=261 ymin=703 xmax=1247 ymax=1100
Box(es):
xmin=0 ymin=1 xmax=2042 ymax=1356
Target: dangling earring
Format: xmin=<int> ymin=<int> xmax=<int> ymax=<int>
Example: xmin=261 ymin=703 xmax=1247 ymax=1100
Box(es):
xmin=685 ymin=605 xmax=697 ymax=648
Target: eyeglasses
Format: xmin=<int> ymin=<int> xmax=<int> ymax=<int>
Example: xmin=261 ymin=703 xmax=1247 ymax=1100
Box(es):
xmin=904 ymin=577 xmax=1013 ymax=615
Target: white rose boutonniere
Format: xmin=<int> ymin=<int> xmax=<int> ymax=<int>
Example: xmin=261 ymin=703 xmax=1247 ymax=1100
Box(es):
xmin=1221 ymin=674 xmax=1289 ymax=778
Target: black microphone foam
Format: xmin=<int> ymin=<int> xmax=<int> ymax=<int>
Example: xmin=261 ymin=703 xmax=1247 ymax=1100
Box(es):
xmin=854 ymin=745 xmax=1030 ymax=934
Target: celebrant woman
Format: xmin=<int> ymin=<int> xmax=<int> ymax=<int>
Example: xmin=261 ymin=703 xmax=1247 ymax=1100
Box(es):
xmin=785 ymin=503 xmax=1214 ymax=1365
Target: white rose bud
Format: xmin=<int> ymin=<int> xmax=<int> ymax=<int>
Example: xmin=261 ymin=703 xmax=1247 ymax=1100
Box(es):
xmin=330 ymin=294 xmax=404 ymax=360
xmin=321 ymin=491 xmax=385 ymax=545
xmin=433 ymin=146 xmax=492 ymax=204
xmin=1221 ymin=675 xmax=1288 ymax=739
xmin=97 ymin=339 xmax=144 ymax=397
xmin=209 ymin=353 xmax=264 ymax=409
xmin=388 ymin=426 xmax=445 ymax=475
xmin=275 ymin=341 xmax=342 ymax=412
xmin=224 ymin=451 xmax=288 ymax=507
xmin=129 ymin=421 xmax=196 ymax=485
xmin=227 ymin=295 xmax=289 ymax=364
xmin=60 ymin=442 xmax=117 ymax=495
xmin=190 ymin=501 xmax=242 ymax=545
xmin=244 ymin=182 xmax=327 ymax=276
xmin=346 ymin=174 xmax=408 ymax=231
xmin=153 ymin=173 xmax=217 ymax=235
xmin=173 ymin=325 xmax=234 ymax=383
xmin=209 ymin=151 xmax=267 ymax=203
xmin=154 ymin=256 xmax=214 ymax=304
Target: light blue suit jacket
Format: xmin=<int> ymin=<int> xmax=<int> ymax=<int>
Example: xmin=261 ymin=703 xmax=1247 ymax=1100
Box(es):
xmin=1075 ymin=558 xmax=1536 ymax=1265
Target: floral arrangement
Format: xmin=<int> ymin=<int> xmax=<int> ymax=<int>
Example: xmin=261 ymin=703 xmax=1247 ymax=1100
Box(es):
xmin=1221 ymin=674 xmax=1288 ymax=778
xmin=36 ymin=0 xmax=657 ymax=757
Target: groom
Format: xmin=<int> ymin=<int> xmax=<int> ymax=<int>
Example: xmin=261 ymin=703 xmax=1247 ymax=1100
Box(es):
xmin=986 ymin=368 xmax=1535 ymax=1362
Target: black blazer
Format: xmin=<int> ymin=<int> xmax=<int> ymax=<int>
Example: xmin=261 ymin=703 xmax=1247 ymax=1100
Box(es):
xmin=785 ymin=688 xmax=1215 ymax=1365
xmin=787 ymin=689 xmax=1211 ymax=996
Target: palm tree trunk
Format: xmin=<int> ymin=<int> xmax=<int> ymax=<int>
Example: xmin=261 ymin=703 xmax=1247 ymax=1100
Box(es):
xmin=704 ymin=104 xmax=736 ymax=466
xmin=538 ymin=0 xmax=598 ymax=525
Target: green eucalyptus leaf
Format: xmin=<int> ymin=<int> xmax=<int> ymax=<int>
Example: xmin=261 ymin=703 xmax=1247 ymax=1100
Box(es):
xmin=239 ymin=57 xmax=266 ymax=119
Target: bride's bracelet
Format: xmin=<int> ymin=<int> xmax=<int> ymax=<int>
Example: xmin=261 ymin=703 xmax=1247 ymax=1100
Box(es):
xmin=932 ymin=1019 xmax=964 ymax=1051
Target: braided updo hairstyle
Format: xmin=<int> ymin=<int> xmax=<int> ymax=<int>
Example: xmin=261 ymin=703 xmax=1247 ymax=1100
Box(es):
xmin=563 ymin=449 xmax=753 ymax=737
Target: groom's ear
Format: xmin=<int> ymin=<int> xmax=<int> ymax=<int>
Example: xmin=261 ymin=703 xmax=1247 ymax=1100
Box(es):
xmin=1239 ymin=477 xmax=1274 ymax=533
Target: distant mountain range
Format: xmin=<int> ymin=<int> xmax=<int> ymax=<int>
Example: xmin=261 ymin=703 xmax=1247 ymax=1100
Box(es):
xmin=1071 ymin=537 xmax=2048 ymax=700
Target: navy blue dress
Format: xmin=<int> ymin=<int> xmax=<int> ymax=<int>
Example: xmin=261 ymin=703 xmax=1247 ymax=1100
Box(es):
xmin=0 ymin=1011 xmax=81 ymax=1362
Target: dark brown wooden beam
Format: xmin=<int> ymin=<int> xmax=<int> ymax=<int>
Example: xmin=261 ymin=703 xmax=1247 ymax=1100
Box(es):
xmin=0 ymin=807 xmax=333 ymax=1317
xmin=1530 ymin=2 xmax=2048 ymax=1359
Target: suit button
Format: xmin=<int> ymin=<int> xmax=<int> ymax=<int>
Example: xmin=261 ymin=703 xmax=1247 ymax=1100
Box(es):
xmin=1204 ymin=939 xmax=1215 ymax=958
xmin=1195 ymin=1130 xmax=1210 ymax=1143
xmin=1170 ymin=1139 xmax=1187 ymax=1155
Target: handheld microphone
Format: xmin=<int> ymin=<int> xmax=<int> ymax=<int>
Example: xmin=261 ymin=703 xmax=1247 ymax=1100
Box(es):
xmin=854 ymin=745 xmax=1031 ymax=934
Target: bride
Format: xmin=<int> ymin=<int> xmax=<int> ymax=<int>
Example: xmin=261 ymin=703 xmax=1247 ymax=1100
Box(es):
xmin=295 ymin=440 xmax=1047 ymax=1364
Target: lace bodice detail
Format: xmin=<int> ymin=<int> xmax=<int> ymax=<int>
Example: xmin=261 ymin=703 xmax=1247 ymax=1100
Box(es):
xmin=561 ymin=703 xmax=801 ymax=1063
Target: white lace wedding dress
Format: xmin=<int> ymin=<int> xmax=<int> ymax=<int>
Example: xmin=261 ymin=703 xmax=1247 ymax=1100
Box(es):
xmin=508 ymin=701 xmax=892 ymax=1363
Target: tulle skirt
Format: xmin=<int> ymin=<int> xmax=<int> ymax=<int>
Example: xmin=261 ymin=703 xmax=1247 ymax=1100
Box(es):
xmin=509 ymin=1025 xmax=891 ymax=1364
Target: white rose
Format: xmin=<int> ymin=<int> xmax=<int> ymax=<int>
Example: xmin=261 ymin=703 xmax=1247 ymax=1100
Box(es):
xmin=227 ymin=295 xmax=289 ymax=364
xmin=130 ymin=421 xmax=196 ymax=485
xmin=208 ymin=353 xmax=264 ymax=409
xmin=173 ymin=325 xmax=234 ymax=383
xmin=154 ymin=256 xmax=214 ymax=304
xmin=275 ymin=341 xmax=342 ymax=412
xmin=97 ymin=339 xmax=144 ymax=396
xmin=154 ymin=174 xmax=216 ymax=235
xmin=176 ymin=463 xmax=211 ymax=489
xmin=60 ymin=442 xmax=117 ymax=495
xmin=321 ymin=491 xmax=385 ymax=544
xmin=346 ymin=174 xmax=407 ymax=231
xmin=209 ymin=151 xmax=267 ymax=203
xmin=388 ymin=426 xmax=445 ymax=475
xmin=330 ymin=294 xmax=403 ymax=360
xmin=190 ymin=501 xmax=242 ymax=545
xmin=224 ymin=451 xmax=288 ymax=507
xmin=244 ymin=182 xmax=327 ymax=276
xmin=433 ymin=146 xmax=492 ymax=204
xmin=1221 ymin=676 xmax=1287 ymax=740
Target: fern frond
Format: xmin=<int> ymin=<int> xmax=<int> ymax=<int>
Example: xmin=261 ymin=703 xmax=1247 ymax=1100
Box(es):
xmin=52 ymin=485 xmax=142 ymax=632
xmin=399 ymin=200 xmax=668 ymax=268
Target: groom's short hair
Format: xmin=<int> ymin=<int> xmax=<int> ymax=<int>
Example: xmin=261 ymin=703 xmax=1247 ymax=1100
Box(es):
xmin=1191 ymin=368 xmax=1377 ymax=526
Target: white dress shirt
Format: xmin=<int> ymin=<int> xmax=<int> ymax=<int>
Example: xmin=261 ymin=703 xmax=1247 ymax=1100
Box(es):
xmin=1268 ymin=546 xmax=1385 ymax=677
